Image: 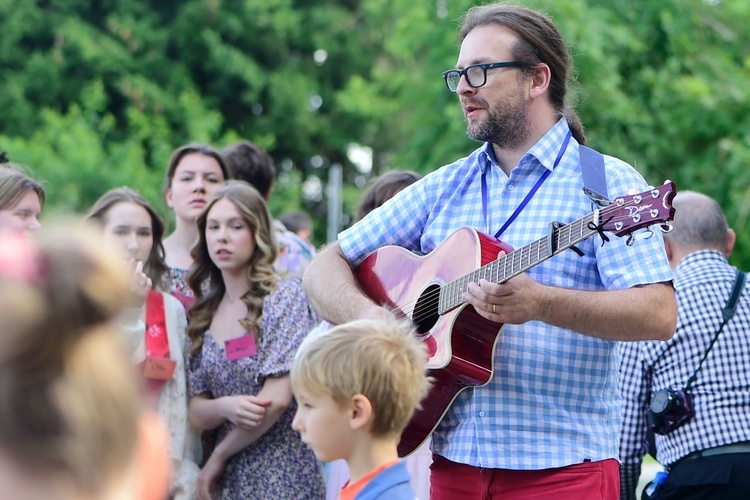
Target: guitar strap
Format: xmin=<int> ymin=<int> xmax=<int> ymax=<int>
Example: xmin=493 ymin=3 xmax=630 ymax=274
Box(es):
xmin=579 ymin=145 xmax=608 ymax=204
xmin=558 ymin=145 xmax=608 ymax=257
xmin=481 ymin=138 xmax=609 ymax=241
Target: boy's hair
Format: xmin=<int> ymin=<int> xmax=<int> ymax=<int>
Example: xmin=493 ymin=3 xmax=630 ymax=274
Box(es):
xmin=291 ymin=319 xmax=431 ymax=438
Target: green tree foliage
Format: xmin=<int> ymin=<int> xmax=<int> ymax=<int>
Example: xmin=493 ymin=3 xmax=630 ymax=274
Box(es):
xmin=2 ymin=0 xmax=750 ymax=267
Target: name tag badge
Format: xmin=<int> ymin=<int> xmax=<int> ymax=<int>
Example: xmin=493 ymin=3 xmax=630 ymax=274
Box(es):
xmin=142 ymin=357 xmax=176 ymax=380
xmin=225 ymin=334 xmax=257 ymax=361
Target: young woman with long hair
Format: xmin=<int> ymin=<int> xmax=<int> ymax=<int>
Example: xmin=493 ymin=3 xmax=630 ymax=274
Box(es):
xmin=186 ymin=181 xmax=324 ymax=499
xmin=87 ymin=187 xmax=201 ymax=499
xmin=162 ymin=144 xmax=230 ymax=306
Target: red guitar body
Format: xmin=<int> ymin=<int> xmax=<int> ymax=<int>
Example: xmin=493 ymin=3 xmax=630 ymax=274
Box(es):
xmin=353 ymin=181 xmax=677 ymax=457
xmin=355 ymin=227 xmax=512 ymax=457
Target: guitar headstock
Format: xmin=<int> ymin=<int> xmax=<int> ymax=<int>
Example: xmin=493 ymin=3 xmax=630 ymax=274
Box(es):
xmin=601 ymin=181 xmax=676 ymax=237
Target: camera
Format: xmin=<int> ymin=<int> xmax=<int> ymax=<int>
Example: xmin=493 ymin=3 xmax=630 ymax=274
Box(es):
xmin=648 ymin=388 xmax=695 ymax=435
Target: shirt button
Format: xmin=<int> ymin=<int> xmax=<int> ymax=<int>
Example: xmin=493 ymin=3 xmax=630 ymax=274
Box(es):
xmin=507 ymin=183 xmax=514 ymax=190
xmin=479 ymin=411 xmax=486 ymax=417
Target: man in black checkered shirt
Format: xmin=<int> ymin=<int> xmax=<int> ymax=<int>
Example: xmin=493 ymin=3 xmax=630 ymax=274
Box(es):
xmin=619 ymin=191 xmax=750 ymax=499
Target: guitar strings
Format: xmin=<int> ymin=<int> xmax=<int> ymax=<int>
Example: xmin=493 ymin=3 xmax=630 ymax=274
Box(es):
xmin=406 ymin=209 xmax=648 ymax=324
xmin=383 ymin=197 xmax=659 ymax=326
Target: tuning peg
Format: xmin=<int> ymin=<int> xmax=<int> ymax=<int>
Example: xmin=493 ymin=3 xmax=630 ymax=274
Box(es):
xmin=642 ymin=228 xmax=654 ymax=240
xmin=626 ymin=234 xmax=636 ymax=246
xmin=660 ymin=223 xmax=673 ymax=234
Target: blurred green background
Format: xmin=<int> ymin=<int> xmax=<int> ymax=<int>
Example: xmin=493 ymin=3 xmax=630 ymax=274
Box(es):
xmin=2 ymin=0 xmax=749 ymax=266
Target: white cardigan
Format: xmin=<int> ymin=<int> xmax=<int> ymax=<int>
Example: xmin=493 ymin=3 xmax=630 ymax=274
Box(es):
xmin=118 ymin=291 xmax=201 ymax=500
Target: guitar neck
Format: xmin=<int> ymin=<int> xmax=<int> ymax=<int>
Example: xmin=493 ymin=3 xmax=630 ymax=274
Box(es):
xmin=439 ymin=211 xmax=600 ymax=314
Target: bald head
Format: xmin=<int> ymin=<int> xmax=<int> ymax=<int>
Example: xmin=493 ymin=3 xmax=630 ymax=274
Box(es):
xmin=663 ymin=191 xmax=735 ymax=267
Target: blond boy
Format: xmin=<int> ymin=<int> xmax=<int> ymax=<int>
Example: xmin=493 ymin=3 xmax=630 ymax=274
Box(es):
xmin=291 ymin=319 xmax=430 ymax=500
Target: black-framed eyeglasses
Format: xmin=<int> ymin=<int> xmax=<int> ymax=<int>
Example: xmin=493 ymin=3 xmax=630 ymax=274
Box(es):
xmin=442 ymin=61 xmax=527 ymax=93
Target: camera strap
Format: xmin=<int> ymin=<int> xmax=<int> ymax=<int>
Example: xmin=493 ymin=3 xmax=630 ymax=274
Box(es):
xmin=684 ymin=269 xmax=746 ymax=392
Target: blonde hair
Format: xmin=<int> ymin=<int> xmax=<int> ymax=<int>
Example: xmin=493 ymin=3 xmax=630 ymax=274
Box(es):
xmin=0 ymin=226 xmax=141 ymax=496
xmin=187 ymin=181 xmax=278 ymax=353
xmin=291 ymin=319 xmax=431 ymax=438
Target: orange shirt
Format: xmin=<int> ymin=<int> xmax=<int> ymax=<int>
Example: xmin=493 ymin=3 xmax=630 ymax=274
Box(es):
xmin=339 ymin=460 xmax=400 ymax=500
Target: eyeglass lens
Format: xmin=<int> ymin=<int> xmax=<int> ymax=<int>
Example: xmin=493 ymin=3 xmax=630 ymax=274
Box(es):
xmin=445 ymin=65 xmax=487 ymax=92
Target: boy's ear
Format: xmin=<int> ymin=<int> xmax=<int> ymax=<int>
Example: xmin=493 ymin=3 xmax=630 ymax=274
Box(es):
xmin=349 ymin=393 xmax=373 ymax=431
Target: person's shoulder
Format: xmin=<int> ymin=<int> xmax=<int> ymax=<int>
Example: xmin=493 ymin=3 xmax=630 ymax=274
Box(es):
xmin=591 ymin=150 xmax=657 ymax=195
xmin=273 ymin=220 xmax=315 ymax=278
xmin=160 ymin=290 xmax=184 ymax=309
xmin=277 ymin=276 xmax=304 ymax=291
xmin=276 ymin=223 xmax=315 ymax=254
xmin=416 ymin=148 xmax=483 ymax=191
xmin=267 ymin=277 xmax=305 ymax=303
xmin=599 ymin=152 xmax=635 ymax=172
xmin=356 ymin=461 xmax=414 ymax=500
xmin=441 ymin=145 xmax=485 ymax=172
xmin=675 ymin=251 xmax=736 ymax=289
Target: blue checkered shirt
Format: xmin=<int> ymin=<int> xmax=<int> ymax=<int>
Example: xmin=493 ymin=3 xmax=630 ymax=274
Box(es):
xmin=619 ymin=250 xmax=750 ymax=499
xmin=339 ymin=118 xmax=673 ymax=470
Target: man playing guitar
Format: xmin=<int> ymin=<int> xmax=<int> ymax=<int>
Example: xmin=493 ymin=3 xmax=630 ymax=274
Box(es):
xmin=303 ymin=3 xmax=676 ymax=499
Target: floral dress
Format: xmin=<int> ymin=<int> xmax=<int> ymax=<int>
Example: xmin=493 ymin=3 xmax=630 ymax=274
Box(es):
xmin=188 ymin=278 xmax=324 ymax=499
xmin=166 ymin=266 xmax=209 ymax=310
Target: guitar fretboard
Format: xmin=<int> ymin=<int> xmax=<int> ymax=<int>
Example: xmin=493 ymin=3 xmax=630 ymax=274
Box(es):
xmin=438 ymin=211 xmax=600 ymax=314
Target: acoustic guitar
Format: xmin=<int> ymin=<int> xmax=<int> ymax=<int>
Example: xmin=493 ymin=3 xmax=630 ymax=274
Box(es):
xmin=354 ymin=182 xmax=676 ymax=457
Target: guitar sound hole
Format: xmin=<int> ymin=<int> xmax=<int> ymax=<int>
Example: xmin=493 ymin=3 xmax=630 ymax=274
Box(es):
xmin=413 ymin=284 xmax=440 ymax=336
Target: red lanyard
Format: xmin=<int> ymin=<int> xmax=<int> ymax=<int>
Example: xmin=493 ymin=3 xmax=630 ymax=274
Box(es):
xmin=144 ymin=290 xmax=170 ymax=394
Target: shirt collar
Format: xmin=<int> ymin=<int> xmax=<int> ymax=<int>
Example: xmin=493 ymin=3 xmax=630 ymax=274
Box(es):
xmin=477 ymin=116 xmax=573 ymax=175
xmin=478 ymin=142 xmax=498 ymax=175
xmin=675 ymin=249 xmax=728 ymax=276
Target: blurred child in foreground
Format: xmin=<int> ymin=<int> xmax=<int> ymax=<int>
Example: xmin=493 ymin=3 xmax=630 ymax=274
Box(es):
xmin=0 ymin=227 xmax=170 ymax=500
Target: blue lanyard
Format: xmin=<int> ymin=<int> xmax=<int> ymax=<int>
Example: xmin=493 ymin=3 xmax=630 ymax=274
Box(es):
xmin=482 ymin=131 xmax=572 ymax=239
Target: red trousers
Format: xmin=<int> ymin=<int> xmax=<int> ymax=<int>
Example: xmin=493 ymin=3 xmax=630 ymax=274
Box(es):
xmin=429 ymin=454 xmax=620 ymax=500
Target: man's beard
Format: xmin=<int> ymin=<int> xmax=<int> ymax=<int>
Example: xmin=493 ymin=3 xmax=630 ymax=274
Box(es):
xmin=464 ymin=84 xmax=531 ymax=150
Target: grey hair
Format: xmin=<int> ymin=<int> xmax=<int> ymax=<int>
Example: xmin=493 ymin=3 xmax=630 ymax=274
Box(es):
xmin=664 ymin=191 xmax=729 ymax=252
